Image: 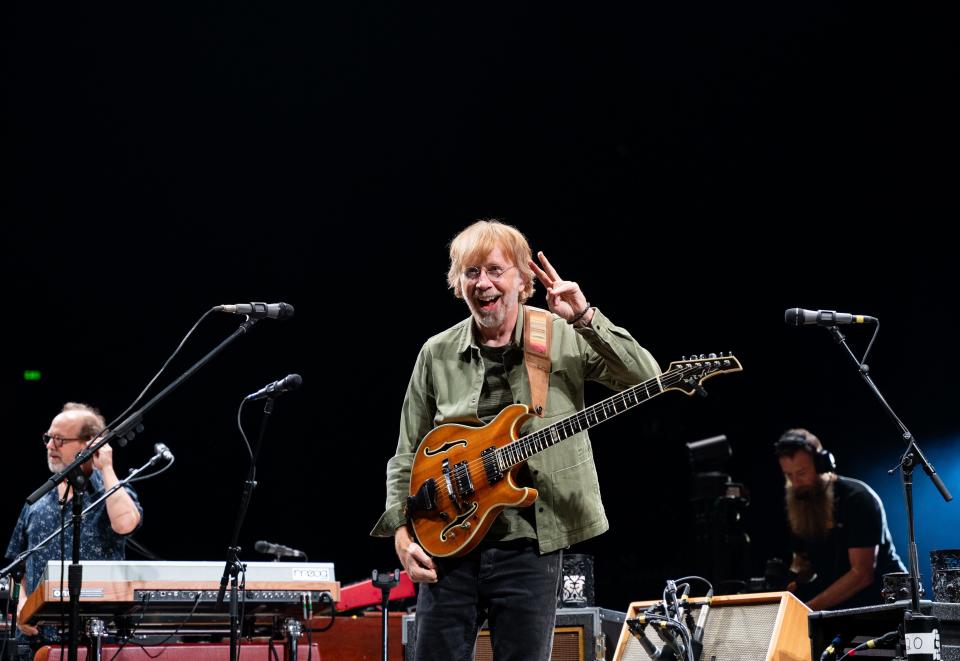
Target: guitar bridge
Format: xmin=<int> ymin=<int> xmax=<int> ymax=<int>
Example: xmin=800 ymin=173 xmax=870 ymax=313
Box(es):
xmin=441 ymin=459 xmax=463 ymax=513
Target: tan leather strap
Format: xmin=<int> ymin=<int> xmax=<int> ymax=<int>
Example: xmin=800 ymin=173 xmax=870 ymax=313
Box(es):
xmin=523 ymin=305 xmax=552 ymax=417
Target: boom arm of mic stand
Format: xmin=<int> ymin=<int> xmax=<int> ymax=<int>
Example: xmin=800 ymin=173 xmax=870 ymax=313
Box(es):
xmin=826 ymin=325 xmax=951 ymax=502
xmin=26 ymin=318 xmax=259 ymax=506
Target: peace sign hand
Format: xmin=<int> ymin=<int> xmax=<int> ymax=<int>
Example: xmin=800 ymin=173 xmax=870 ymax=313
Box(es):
xmin=528 ymin=251 xmax=592 ymax=324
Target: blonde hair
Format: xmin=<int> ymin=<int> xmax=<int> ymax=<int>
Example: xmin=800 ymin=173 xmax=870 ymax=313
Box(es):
xmin=446 ymin=220 xmax=535 ymax=302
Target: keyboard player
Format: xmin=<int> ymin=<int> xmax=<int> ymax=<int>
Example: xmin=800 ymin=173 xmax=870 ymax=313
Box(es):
xmin=4 ymin=402 xmax=143 ymax=656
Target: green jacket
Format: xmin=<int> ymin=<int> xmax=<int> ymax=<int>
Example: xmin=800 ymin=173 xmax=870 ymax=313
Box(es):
xmin=370 ymin=306 xmax=660 ymax=554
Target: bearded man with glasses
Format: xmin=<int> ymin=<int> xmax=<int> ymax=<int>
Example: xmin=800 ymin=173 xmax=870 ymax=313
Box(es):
xmin=5 ymin=401 xmax=143 ymax=653
xmin=372 ymin=219 xmax=660 ymax=661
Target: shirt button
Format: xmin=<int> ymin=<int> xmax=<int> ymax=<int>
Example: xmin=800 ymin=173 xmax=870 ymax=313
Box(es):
xmin=538 ymin=507 xmax=544 ymax=513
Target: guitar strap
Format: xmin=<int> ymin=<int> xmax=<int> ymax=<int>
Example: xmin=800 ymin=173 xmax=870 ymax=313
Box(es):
xmin=522 ymin=305 xmax=552 ymax=417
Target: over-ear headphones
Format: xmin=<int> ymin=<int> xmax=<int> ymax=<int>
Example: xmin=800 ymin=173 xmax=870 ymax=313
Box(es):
xmin=774 ymin=431 xmax=837 ymax=474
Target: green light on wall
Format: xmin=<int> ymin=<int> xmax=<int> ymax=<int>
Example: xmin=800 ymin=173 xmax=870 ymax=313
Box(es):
xmin=23 ymin=370 xmax=42 ymax=381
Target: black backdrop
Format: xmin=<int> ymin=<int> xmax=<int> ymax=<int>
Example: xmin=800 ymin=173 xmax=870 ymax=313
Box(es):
xmin=3 ymin=0 xmax=956 ymax=612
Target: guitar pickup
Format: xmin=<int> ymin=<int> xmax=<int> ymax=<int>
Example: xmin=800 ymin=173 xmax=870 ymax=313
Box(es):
xmin=481 ymin=447 xmax=503 ymax=485
xmin=452 ymin=461 xmax=475 ymax=497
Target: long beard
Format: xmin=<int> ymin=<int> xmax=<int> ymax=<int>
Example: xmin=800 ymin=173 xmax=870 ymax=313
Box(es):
xmin=785 ymin=477 xmax=835 ymax=541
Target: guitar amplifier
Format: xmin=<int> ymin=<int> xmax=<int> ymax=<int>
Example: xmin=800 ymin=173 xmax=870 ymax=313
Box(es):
xmin=403 ymin=606 xmax=625 ymax=661
xmin=614 ymin=592 xmax=810 ymax=661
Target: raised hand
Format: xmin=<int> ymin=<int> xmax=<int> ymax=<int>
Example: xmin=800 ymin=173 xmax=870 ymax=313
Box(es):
xmin=527 ymin=251 xmax=591 ymax=324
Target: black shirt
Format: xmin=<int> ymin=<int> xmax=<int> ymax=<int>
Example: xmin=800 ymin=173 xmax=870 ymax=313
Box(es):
xmin=792 ymin=476 xmax=905 ymax=609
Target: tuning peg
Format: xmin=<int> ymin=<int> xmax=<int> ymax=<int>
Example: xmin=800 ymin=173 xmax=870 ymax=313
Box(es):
xmin=709 ymin=352 xmax=717 ymax=359
xmin=696 ymin=385 xmax=708 ymax=397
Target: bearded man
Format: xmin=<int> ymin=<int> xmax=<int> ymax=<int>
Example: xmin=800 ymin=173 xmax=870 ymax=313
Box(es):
xmin=775 ymin=428 xmax=905 ymax=610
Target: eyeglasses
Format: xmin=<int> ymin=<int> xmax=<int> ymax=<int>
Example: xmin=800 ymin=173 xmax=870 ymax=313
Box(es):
xmin=42 ymin=433 xmax=88 ymax=449
xmin=462 ymin=265 xmax=517 ymax=281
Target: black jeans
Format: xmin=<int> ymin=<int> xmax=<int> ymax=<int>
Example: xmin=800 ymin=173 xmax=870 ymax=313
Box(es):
xmin=412 ymin=540 xmax=561 ymax=661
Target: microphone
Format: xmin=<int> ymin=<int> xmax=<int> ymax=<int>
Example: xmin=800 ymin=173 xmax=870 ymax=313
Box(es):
xmin=692 ymin=588 xmax=713 ymax=660
xmin=245 ymin=374 xmax=302 ymax=401
xmin=216 ymin=302 xmax=295 ymax=320
xmin=254 ymin=540 xmax=306 ymax=558
xmin=153 ymin=443 xmax=174 ymax=462
xmin=785 ymin=308 xmax=877 ymax=327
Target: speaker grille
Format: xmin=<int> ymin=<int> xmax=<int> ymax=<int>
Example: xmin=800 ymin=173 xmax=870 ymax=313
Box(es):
xmin=475 ymin=626 xmax=584 ymax=661
xmin=619 ymin=603 xmax=781 ymax=661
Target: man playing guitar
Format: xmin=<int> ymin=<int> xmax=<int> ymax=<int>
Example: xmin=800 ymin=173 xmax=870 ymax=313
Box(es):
xmin=371 ymin=219 xmax=660 ymax=661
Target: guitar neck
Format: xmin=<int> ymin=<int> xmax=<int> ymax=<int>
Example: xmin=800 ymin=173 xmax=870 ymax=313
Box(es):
xmin=499 ymin=366 xmax=695 ymax=469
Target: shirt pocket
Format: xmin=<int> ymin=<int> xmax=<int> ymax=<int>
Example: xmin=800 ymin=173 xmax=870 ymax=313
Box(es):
xmin=547 ymin=456 xmax=604 ymax=533
xmin=546 ymin=367 xmax=582 ymax=417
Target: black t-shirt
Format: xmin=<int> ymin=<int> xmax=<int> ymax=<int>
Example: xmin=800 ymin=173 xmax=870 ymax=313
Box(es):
xmin=792 ymin=476 xmax=905 ymax=609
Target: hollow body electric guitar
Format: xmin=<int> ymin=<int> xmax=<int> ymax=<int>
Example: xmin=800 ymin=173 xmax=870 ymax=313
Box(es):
xmin=406 ymin=353 xmax=742 ymax=557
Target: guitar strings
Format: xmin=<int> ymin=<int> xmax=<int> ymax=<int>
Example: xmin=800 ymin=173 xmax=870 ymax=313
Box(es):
xmin=416 ymin=361 xmax=717 ymax=509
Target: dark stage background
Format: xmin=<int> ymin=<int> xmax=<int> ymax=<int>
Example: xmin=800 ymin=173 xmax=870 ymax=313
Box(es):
xmin=3 ymin=0 xmax=957 ymax=613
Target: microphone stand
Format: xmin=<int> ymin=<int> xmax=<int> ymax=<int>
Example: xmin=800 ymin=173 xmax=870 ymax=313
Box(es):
xmin=19 ymin=316 xmax=259 ymax=661
xmin=216 ymin=397 xmax=275 ymax=661
xmin=2 ymin=568 xmax=23 ymax=661
xmin=825 ymin=325 xmax=951 ymax=641
xmin=66 ymin=470 xmax=85 ymax=661
xmin=371 ymin=569 xmax=400 ymax=661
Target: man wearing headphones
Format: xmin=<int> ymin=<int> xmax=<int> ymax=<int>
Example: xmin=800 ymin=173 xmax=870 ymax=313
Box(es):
xmin=775 ymin=428 xmax=905 ymax=610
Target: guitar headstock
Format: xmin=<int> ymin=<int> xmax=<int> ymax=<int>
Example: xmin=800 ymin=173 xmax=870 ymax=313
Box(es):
xmin=664 ymin=353 xmax=743 ymax=396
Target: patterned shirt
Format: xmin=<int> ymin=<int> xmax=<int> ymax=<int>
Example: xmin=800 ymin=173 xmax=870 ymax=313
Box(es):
xmin=5 ymin=470 xmax=143 ymax=596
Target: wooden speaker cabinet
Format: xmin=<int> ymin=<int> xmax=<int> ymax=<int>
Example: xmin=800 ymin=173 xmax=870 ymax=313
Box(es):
xmin=404 ymin=606 xmax=625 ymax=661
xmin=613 ymin=592 xmax=811 ymax=661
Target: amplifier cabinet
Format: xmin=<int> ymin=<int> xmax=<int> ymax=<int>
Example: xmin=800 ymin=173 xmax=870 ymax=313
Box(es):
xmin=403 ymin=606 xmax=625 ymax=661
xmin=614 ymin=591 xmax=810 ymax=661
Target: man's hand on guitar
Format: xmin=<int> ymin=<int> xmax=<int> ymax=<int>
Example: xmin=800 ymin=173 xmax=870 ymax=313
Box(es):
xmin=395 ymin=525 xmax=437 ymax=583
